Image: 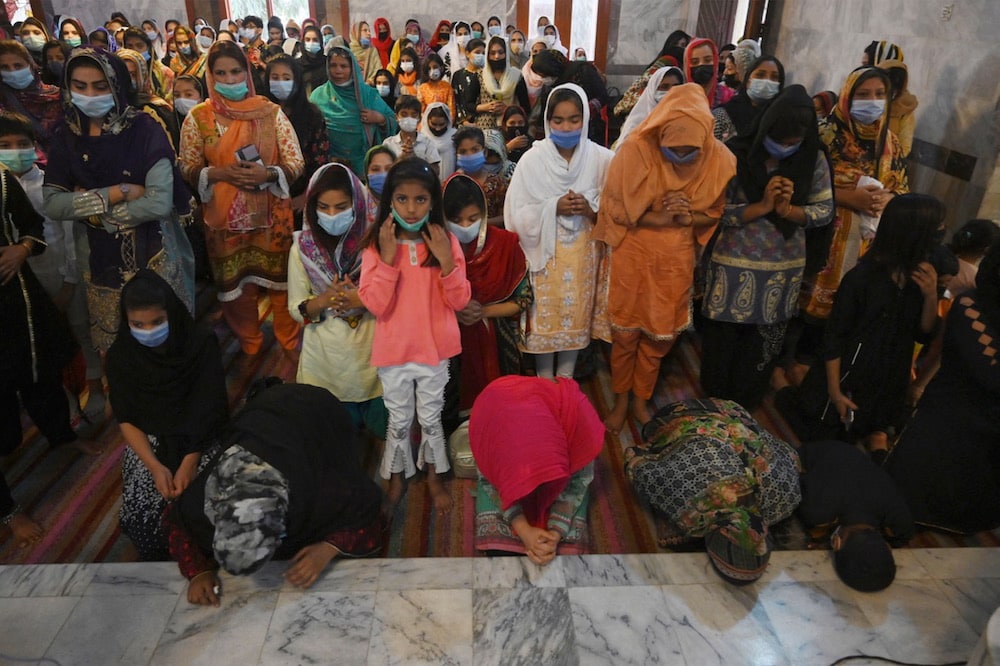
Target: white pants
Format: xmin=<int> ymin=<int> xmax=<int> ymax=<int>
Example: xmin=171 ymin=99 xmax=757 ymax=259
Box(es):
xmin=377 ymin=360 xmax=451 ymax=479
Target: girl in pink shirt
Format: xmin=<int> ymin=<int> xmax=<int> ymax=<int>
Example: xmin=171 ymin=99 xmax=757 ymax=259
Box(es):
xmin=359 ymin=158 xmax=471 ymax=513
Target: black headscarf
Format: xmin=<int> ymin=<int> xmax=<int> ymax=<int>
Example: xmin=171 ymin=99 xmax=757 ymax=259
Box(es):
xmin=721 ymin=55 xmax=785 ymax=140
xmin=175 ymin=383 xmax=384 ymax=562
xmin=106 ymin=270 xmax=228 ymax=469
xmin=726 ymin=84 xmax=821 ymax=239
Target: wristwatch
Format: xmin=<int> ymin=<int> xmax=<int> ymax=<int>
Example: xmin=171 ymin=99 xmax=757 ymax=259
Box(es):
xmin=298 ymin=298 xmax=324 ymax=324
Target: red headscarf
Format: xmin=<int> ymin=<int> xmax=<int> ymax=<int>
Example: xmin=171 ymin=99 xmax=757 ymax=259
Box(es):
xmin=684 ymin=38 xmax=720 ymax=106
xmin=429 ymin=20 xmax=451 ymax=51
xmin=371 ymin=17 xmax=394 ymax=66
xmin=470 ymin=376 xmax=605 ymax=527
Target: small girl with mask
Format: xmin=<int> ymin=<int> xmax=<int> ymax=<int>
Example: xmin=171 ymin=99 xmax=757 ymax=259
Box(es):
xmin=288 ymin=162 xmax=387 ymax=444
xmin=358 ymin=158 xmax=471 ymax=514
xmin=383 ymin=95 xmax=441 ymax=174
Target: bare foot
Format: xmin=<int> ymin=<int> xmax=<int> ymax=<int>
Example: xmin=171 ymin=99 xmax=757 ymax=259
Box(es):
xmin=71 ymin=438 xmax=104 ymax=456
xmin=9 ymin=513 xmax=44 ymax=548
xmin=426 ymin=466 xmax=453 ymax=515
xmin=631 ymin=397 xmax=651 ymax=427
xmin=383 ymin=473 xmax=404 ymax=516
xmin=604 ymin=393 xmax=629 ymax=434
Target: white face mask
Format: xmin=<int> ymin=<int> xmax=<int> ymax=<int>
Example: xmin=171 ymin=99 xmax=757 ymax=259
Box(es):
xmin=173 ymin=96 xmax=198 ymax=115
xmin=428 ymin=68 xmax=442 ymax=81
xmin=398 ymin=116 xmax=419 ymax=133
xmin=544 ymin=34 xmax=555 ymax=46
xmin=746 ymin=78 xmax=780 ymax=102
xmin=399 ymin=61 xmax=414 ymax=73
xmin=447 ymin=219 xmax=481 ymax=244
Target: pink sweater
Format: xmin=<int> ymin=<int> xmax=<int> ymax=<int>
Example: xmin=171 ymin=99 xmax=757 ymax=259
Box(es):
xmin=359 ymin=234 xmax=471 ymax=368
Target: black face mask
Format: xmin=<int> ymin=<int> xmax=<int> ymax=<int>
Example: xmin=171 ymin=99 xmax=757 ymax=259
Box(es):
xmin=439 ymin=32 xmax=450 ymax=41
xmin=723 ymin=74 xmax=739 ymax=89
xmin=488 ymin=58 xmax=506 ymax=73
xmin=378 ymin=30 xmax=388 ymax=39
xmin=429 ymin=125 xmax=449 ymax=136
xmin=691 ymin=64 xmax=715 ymax=85
xmin=503 ymin=126 xmax=526 ymax=141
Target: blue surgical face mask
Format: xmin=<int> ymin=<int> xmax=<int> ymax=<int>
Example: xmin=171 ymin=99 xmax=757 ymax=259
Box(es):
xmin=215 ymin=80 xmax=248 ymax=100
xmin=323 ymin=34 xmax=334 ymax=46
xmin=141 ymin=49 xmax=151 ymax=62
xmin=316 ymin=208 xmax=355 ymax=236
xmin=849 ymin=98 xmax=886 ymax=125
xmin=481 ymin=160 xmax=503 ymax=174
xmin=304 ymin=41 xmax=322 ymax=53
xmin=762 ymin=135 xmax=802 ymax=160
xmin=360 ymin=37 xmax=371 ymax=48
xmin=488 ymin=26 xmax=502 ymax=37
xmin=470 ymin=53 xmax=486 ymax=69
xmin=457 ymin=150 xmax=486 ymax=173
xmin=746 ymin=77 xmax=780 ymax=102
xmin=179 ymin=44 xmax=192 ymax=56
xmin=367 ymin=171 xmax=387 ymax=194
xmin=173 ymin=96 xmax=198 ymax=115
xmin=71 ymin=91 xmax=116 ymax=118
xmin=660 ymin=146 xmax=700 ymax=165
xmin=447 ymin=219 xmax=481 ymax=244
xmin=0 ymin=147 xmax=37 ymax=173
xmin=269 ymin=79 xmax=294 ymax=100
xmin=549 ymin=127 xmax=582 ymax=150
xmin=22 ymin=34 xmax=46 ymax=52
xmin=130 ymin=321 xmax=170 ymax=347
xmin=406 ymin=33 xmax=420 ymax=44
xmin=145 ymin=30 xmax=159 ymax=42
xmin=1 ymin=67 xmax=35 ymax=90
xmin=64 ymin=36 xmax=82 ymax=48
xmin=392 ymin=207 xmax=429 ymax=232
xmin=375 ymin=83 xmax=390 ymax=97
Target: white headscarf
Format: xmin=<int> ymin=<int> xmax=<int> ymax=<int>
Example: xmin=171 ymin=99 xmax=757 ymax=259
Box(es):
xmin=504 ymin=83 xmax=614 ymax=269
xmin=440 ymin=21 xmax=470 ymax=79
xmin=541 ymin=25 xmax=568 ymax=56
xmin=482 ymin=36 xmax=523 ymax=104
xmin=421 ymin=102 xmax=456 ymax=179
xmin=522 ymin=36 xmax=548 ymax=104
xmin=616 ymin=66 xmax=685 ymax=150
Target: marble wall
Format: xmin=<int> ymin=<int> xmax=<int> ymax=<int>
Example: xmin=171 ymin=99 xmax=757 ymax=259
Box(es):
xmin=603 ymin=0 xmax=699 ymax=91
xmin=46 ymin=1 xmax=182 ymax=36
xmin=765 ymin=0 xmax=1000 ymax=226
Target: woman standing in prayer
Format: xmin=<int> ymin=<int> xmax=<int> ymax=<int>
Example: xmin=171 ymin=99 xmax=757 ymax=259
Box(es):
xmin=43 ymin=47 xmax=194 ymax=351
xmin=504 ymin=84 xmax=613 ymax=379
xmin=310 ymin=46 xmax=396 ymax=176
xmin=700 ymin=85 xmax=834 ymax=409
xmin=0 ymin=40 xmax=64 ymax=164
xmin=178 ymin=41 xmax=304 ymax=357
xmin=594 ymin=83 xmax=735 ymax=432
xmin=470 ymin=375 xmax=604 ymax=563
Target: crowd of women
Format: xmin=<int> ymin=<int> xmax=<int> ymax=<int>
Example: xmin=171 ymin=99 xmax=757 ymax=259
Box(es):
xmin=1 ymin=11 xmax=997 ymax=600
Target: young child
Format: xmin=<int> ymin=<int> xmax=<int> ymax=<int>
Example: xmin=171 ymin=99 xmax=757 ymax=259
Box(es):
xmin=776 ymin=194 xmax=943 ymax=460
xmin=172 ymin=74 xmax=205 ymax=120
xmin=416 ymin=53 xmax=456 ymax=120
xmin=0 ymin=111 xmax=105 ymax=423
xmin=395 ymin=47 xmax=420 ymax=96
xmin=364 ymin=145 xmax=395 ymax=201
xmin=358 ymin=158 xmax=471 ymax=513
xmin=383 ymin=95 xmax=441 ymax=176
xmin=288 ymin=162 xmax=387 ymax=449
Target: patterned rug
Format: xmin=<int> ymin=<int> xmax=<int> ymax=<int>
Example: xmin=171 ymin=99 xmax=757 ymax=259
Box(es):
xmin=2 ymin=298 xmax=997 ymax=565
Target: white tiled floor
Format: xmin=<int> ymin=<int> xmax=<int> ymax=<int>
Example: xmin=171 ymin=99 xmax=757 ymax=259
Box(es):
xmin=0 ymin=549 xmax=997 ymax=665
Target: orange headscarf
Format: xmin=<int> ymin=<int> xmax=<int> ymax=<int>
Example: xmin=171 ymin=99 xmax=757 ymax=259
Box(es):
xmin=830 ymin=67 xmax=895 ymax=183
xmin=200 ymin=42 xmax=279 ymax=230
xmin=595 ymin=82 xmax=736 ymax=248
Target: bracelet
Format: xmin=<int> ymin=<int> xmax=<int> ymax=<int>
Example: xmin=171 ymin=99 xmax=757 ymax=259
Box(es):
xmin=19 ymin=239 xmax=33 ymax=253
xmin=297 ymin=298 xmax=325 ymax=324
xmin=0 ymin=503 xmax=21 ymax=526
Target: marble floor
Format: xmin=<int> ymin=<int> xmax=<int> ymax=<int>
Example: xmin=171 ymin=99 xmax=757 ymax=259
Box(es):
xmin=0 ymin=548 xmax=997 ymax=665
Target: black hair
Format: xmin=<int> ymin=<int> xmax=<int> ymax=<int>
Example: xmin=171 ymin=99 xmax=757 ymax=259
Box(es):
xmin=443 ymin=175 xmax=485 ymax=220
xmin=267 ymin=17 xmax=283 ymax=33
xmin=122 ymin=272 xmax=170 ymax=312
xmin=833 ymin=527 xmax=895 ymax=593
xmin=868 ymin=193 xmax=947 ymax=274
xmin=364 ymin=145 xmax=395 ymax=174
xmin=950 ymin=219 xmax=1000 ymax=257
xmin=470 ymin=21 xmax=484 ymax=32
xmin=545 ymin=88 xmax=583 ymax=121
xmin=884 ymin=66 xmax=906 ymax=99
xmin=487 ymin=35 xmax=507 ymax=73
xmin=373 ymin=68 xmax=397 ymax=107
xmin=531 ymin=50 xmax=567 ymax=78
xmin=502 ymin=105 xmax=527 ymax=124
xmin=173 ymin=74 xmax=204 ymax=98
xmin=243 ymin=15 xmax=263 ymax=29
xmin=122 ymin=26 xmax=153 ymax=53
xmin=305 ymin=162 xmax=355 ymax=248
xmin=466 ymin=38 xmax=485 ymax=53
xmin=364 ymin=158 xmax=445 ymax=268
xmin=743 ymin=55 xmax=785 ymax=89
xmin=768 ymin=105 xmax=814 ymax=142
xmin=399 ymin=46 xmax=419 ymax=71
xmin=487 ymin=16 xmax=501 ymax=26
xmin=543 ymin=25 xmax=556 ymax=35
xmin=422 ymin=52 xmax=444 ymax=80
xmin=208 ymin=40 xmax=246 ymax=71
xmin=720 ymin=43 xmax=736 ymax=52
xmin=452 ymin=125 xmax=484 ymax=150
xmin=0 ymin=109 xmax=36 ymax=142
xmin=394 ymin=93 xmax=421 ymax=115
xmin=111 ymin=12 xmax=131 ymax=26
xmin=426 ymin=106 xmax=449 ymax=125
xmin=88 ymin=29 xmax=109 ymax=47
